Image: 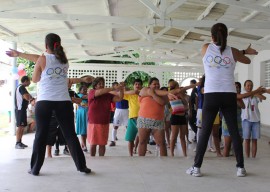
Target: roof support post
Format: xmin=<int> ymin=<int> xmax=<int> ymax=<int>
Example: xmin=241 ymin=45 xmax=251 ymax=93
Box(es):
xmin=10 ymin=41 xmax=17 ymax=136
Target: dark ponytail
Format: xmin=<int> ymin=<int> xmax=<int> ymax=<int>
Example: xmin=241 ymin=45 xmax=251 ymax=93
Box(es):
xmin=211 ymin=23 xmax=228 ymax=55
xmin=45 ymin=33 xmax=68 ymax=64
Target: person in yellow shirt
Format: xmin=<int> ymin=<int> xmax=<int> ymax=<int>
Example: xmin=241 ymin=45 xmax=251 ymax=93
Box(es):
xmin=124 ymin=79 xmax=143 ymax=156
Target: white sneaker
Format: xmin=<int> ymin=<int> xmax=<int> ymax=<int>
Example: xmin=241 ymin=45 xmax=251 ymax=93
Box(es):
xmin=237 ymin=167 xmax=246 ymax=177
xmin=208 ymin=147 xmax=216 ymax=153
xmin=186 ymin=166 xmax=202 ymax=177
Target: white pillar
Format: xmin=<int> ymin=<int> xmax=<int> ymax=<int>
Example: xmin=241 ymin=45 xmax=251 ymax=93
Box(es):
xmin=10 ymin=42 xmax=17 ymax=135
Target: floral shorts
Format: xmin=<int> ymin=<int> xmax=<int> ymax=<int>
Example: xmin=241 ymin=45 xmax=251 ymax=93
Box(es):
xmin=137 ymin=117 xmax=164 ymax=130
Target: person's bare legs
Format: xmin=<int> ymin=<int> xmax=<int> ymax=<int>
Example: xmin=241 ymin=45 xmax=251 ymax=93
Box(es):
xmin=99 ymin=145 xmax=106 ymax=156
xmin=138 ymin=128 xmax=151 ymax=156
xmin=185 ymin=123 xmax=191 ymax=144
xmin=16 ymin=126 xmax=24 ymax=143
xmin=28 ymin=122 xmax=36 ymax=133
xmin=251 ymin=139 xmax=257 ymax=158
xmin=153 ymin=129 xmax=167 ymax=156
xmin=244 ymin=139 xmax=250 ymax=158
xmin=128 ymin=141 xmax=134 ymax=156
xmin=170 ymin=125 xmax=179 ymax=156
xmin=223 ymin=136 xmax=232 ymax=157
xmin=164 ymin=121 xmax=171 ymax=147
xmin=46 ymin=145 xmax=52 ymax=158
xmin=90 ymin=145 xmax=97 ymax=156
xmin=81 ymin=135 xmax=87 ymax=149
xmin=179 ymin=125 xmax=187 ymax=157
xmin=212 ymin=124 xmax=222 ymax=157
xmin=134 ymin=136 xmax=139 ymax=153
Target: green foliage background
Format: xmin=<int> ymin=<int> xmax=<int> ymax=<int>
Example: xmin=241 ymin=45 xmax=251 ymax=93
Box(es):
xmin=17 ymin=57 xmax=36 ymax=94
xmin=124 ymin=71 xmax=150 ymax=89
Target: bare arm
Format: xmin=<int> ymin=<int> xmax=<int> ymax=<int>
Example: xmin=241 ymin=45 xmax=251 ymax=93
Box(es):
xmin=32 ymin=56 xmax=45 ymax=83
xmin=124 ymin=90 xmax=140 ymax=95
xmin=112 ymin=83 xmax=125 ymax=102
xmin=201 ymin=43 xmax=210 ymax=56
xmin=148 ymin=88 xmax=168 ymax=105
xmin=6 ymin=49 xmax=40 ymax=62
xmin=22 ymin=93 xmax=32 ymax=101
xmin=232 ymin=44 xmax=258 ymax=64
xmin=255 ymin=94 xmax=266 ymax=101
xmin=265 ymin=89 xmax=270 ymax=94
xmin=179 ymin=93 xmax=189 ymax=111
xmin=95 ymin=87 xmax=114 ymax=97
xmin=72 ymin=97 xmax=83 ymax=105
xmin=237 ymin=86 xmax=264 ymax=99
xmin=68 ymin=76 xmax=95 ymax=87
xmin=80 ymin=95 xmax=88 ymax=99
xmin=237 ymin=99 xmax=245 ymax=109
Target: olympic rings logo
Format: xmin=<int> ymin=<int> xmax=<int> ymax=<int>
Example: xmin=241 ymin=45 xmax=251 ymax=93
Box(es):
xmin=46 ymin=67 xmax=68 ymax=79
xmin=206 ymin=55 xmax=232 ymax=67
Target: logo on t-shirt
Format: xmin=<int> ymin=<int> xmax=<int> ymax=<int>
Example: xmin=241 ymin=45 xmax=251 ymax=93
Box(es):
xmin=46 ymin=67 xmax=68 ymax=80
xmin=205 ymin=55 xmax=232 ymax=69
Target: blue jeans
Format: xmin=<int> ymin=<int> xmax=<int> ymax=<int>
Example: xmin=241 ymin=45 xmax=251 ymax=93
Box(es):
xmin=242 ymin=120 xmax=260 ymax=139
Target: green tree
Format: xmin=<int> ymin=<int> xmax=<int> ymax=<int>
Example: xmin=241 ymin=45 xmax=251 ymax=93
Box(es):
xmin=125 ymin=71 xmax=150 ymax=89
xmin=17 ymin=57 xmax=35 ymax=78
xmin=17 ymin=57 xmax=36 ymax=95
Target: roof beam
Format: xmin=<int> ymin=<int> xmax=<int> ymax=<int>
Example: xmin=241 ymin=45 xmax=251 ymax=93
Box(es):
xmin=0 ymin=0 xmax=89 ymax=12
xmin=227 ymin=0 xmax=270 ymax=37
xmin=0 ymin=24 xmax=127 ymax=40
xmin=70 ymin=55 xmax=202 ymax=66
xmin=0 ymin=25 xmax=17 ymax=37
xmin=49 ymin=5 xmax=89 ymax=55
xmin=138 ymin=0 xmax=162 ymax=18
xmin=1 ymin=12 xmax=270 ymax=29
xmin=153 ymin=26 xmax=171 ymax=40
xmin=166 ymin=0 xmax=187 ymax=15
xmin=130 ymin=26 xmax=152 ymax=41
xmin=4 ymin=36 xmax=202 ymax=51
xmin=212 ymin=0 xmax=270 ymax=14
xmin=175 ymin=2 xmax=216 ymax=44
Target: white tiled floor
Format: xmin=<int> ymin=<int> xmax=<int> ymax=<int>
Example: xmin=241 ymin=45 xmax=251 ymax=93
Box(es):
xmin=0 ymin=125 xmax=270 ymax=192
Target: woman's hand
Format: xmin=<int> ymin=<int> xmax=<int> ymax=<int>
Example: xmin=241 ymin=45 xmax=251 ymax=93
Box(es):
xmin=168 ymin=93 xmax=178 ymax=100
xmin=244 ymin=44 xmax=258 ymax=55
xmin=6 ymin=49 xmax=20 ymax=57
xmin=81 ymin=76 xmax=95 ymax=83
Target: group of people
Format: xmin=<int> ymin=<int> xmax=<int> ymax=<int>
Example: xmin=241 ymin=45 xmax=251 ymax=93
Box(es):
xmin=6 ymin=22 xmax=269 ymax=177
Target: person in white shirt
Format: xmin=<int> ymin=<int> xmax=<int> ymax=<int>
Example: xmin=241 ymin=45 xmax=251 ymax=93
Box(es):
xmin=6 ymin=33 xmax=91 ymax=175
xmin=186 ymin=22 xmax=260 ymax=177
xmin=241 ymin=80 xmax=266 ymax=158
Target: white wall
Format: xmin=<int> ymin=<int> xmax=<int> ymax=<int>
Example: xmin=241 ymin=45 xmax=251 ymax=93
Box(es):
xmin=235 ymin=50 xmax=270 ymax=136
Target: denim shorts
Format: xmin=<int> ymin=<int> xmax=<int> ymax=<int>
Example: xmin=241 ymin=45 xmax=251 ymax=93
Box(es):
xmin=242 ymin=119 xmax=260 ymax=139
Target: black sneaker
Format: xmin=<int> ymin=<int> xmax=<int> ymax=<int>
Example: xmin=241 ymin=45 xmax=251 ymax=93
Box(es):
xmin=21 ymin=142 xmax=28 ymax=148
xmin=149 ymin=140 xmax=156 ymax=145
xmin=15 ymin=143 xmax=24 ymax=149
xmin=82 ymin=147 xmax=88 ymax=152
xmin=28 ymin=169 xmax=39 ymax=176
xmin=79 ymin=167 xmax=91 ymax=174
xmin=109 ymin=141 xmax=116 ymax=147
xmin=63 ymin=148 xmax=70 ymax=155
xmin=54 ymin=149 xmax=60 ymax=156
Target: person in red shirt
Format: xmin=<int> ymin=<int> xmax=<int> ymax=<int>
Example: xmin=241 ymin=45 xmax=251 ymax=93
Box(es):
xmin=87 ymin=77 xmax=124 ymax=156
